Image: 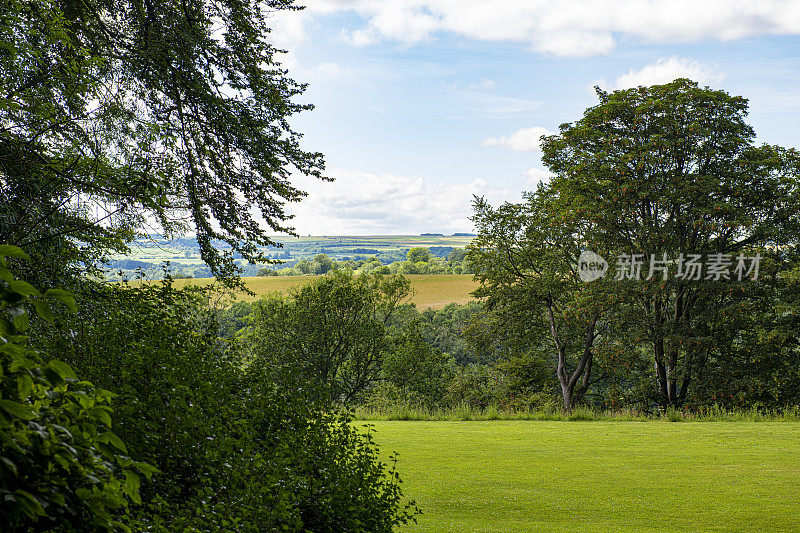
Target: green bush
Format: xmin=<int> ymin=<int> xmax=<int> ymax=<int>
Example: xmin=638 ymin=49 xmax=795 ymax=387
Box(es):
xmin=0 ymin=245 xmax=153 ymax=532
xmin=39 ymin=276 xmax=418 ymax=530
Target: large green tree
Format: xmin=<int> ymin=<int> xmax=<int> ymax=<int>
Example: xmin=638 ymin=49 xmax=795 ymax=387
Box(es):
xmin=0 ymin=0 xmax=324 ymax=284
xmin=247 ymin=271 xmax=412 ymax=402
xmin=540 ymin=79 xmax=800 ymax=407
xmin=468 ymin=188 xmax=619 ymax=411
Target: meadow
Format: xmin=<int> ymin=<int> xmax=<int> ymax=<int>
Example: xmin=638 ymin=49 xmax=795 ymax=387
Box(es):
xmin=369 ymin=421 xmax=800 ymax=532
xmin=151 ymin=273 xmax=479 ymax=310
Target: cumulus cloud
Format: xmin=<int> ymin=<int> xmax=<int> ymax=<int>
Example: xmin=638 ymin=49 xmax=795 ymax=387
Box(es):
xmin=285 ymin=168 xmax=517 ymax=234
xmin=482 ymin=126 xmax=554 ymax=152
xmin=524 ymin=167 xmax=554 ymax=187
xmin=596 ymin=57 xmax=726 ymax=90
xmin=276 ymin=0 xmax=800 ymax=57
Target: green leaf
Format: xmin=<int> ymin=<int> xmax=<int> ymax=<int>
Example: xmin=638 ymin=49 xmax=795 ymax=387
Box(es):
xmin=0 ymin=245 xmax=29 ymax=259
xmin=0 ymin=456 xmax=18 ymax=476
xmin=46 ymin=360 xmax=77 ymax=381
xmin=14 ymin=490 xmax=45 ymax=518
xmin=33 ymin=300 xmax=55 ymax=323
xmin=124 ymin=470 xmax=142 ymax=504
xmin=0 ymin=399 xmax=37 ymax=420
xmin=13 ymin=313 xmax=29 ymax=333
xmin=101 ymin=431 xmax=127 ymax=453
xmin=45 ymin=288 xmax=77 ymax=312
xmin=0 ymin=264 xmax=12 ymax=283
xmin=0 ymin=316 xmax=12 ymax=336
xmin=17 ymin=373 xmax=33 ymax=400
xmin=134 ymin=461 xmax=160 ymax=479
xmin=88 ymin=407 xmax=112 ymax=428
xmin=8 ymin=280 xmax=39 ymax=297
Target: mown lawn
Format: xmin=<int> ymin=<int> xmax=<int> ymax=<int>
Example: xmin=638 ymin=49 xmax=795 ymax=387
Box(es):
xmin=160 ymin=274 xmax=479 ymax=310
xmin=367 ymin=421 xmax=800 ymax=532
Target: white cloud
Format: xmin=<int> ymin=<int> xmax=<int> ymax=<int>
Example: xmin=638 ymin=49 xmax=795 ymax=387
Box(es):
xmin=285 ymin=168 xmax=517 ymax=234
xmin=482 ymin=126 xmax=554 ymax=152
xmin=266 ymin=9 xmax=308 ymax=51
xmin=316 ymin=62 xmax=342 ymax=77
xmin=596 ymin=57 xmax=726 ymax=90
xmin=342 ymin=27 xmax=378 ymax=46
xmin=469 ymin=78 xmax=496 ymax=90
xmin=532 ymin=31 xmax=616 ymax=57
xmin=278 ymin=0 xmax=800 ymax=57
xmin=524 ymin=167 xmax=554 ymax=187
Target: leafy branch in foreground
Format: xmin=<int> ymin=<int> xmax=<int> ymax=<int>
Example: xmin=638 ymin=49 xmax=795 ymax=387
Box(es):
xmin=1 ymin=0 xmax=325 ymax=286
xmin=0 ymin=245 xmax=155 ymax=531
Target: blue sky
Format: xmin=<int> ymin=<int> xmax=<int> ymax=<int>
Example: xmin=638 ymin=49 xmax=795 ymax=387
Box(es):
xmin=265 ymin=1 xmax=800 ymax=235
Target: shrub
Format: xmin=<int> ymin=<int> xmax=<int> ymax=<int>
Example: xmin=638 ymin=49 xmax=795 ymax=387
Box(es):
xmin=0 ymin=245 xmax=152 ymax=532
xmin=39 ymin=276 xmax=418 ymax=530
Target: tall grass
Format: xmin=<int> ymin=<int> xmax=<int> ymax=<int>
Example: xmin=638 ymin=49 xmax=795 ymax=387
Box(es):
xmin=352 ymin=403 xmax=800 ymax=422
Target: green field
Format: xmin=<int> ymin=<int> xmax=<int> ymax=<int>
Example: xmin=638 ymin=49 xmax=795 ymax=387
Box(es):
xmin=161 ymin=274 xmax=479 ymax=310
xmin=368 ymin=421 xmax=800 ymax=532
xmin=118 ymin=234 xmax=475 ymax=264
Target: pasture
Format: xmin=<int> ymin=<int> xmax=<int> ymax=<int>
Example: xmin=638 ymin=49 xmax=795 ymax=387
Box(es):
xmin=368 ymin=421 xmax=800 ymax=532
xmin=153 ymin=274 xmax=479 ymax=310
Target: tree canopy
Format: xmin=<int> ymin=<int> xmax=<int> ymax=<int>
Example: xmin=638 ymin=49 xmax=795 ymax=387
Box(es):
xmin=470 ymin=79 xmax=800 ymax=408
xmin=0 ymin=0 xmax=324 ymax=285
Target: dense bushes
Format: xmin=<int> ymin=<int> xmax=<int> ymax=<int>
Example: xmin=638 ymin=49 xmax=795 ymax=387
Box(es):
xmin=1 ymin=246 xmax=152 ymax=531
xmin=27 ymin=275 xmax=418 ymax=531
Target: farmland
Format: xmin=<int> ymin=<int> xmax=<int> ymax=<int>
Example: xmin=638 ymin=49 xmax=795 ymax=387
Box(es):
xmin=114 ymin=234 xmax=474 ymax=263
xmin=369 ymin=421 xmax=800 ymax=532
xmin=141 ymin=273 xmax=480 ymax=310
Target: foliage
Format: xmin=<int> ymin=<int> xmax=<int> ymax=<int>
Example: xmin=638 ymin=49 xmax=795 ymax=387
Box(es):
xmin=38 ymin=277 xmax=418 ymax=530
xmin=539 ymin=79 xmax=800 ymax=407
xmin=243 ymin=358 xmax=420 ymax=532
xmin=468 ymin=189 xmax=617 ymax=410
xmin=381 ymin=320 xmax=455 ymax=408
xmin=0 ymin=246 xmax=152 ymax=532
xmin=444 ymin=364 xmax=514 ymax=409
xmin=0 ymin=0 xmax=324 ymax=286
xmin=246 ymin=271 xmax=412 ymax=402
xmin=417 ymin=302 xmax=487 ymax=365
xmin=407 ymin=247 xmax=432 ymax=263
xmin=313 ymin=253 xmax=336 ymax=274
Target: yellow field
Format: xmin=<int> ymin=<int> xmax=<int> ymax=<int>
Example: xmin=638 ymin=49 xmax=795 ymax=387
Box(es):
xmin=147 ymin=274 xmax=479 ymax=310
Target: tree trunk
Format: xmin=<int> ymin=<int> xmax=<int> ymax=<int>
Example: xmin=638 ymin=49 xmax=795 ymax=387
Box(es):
xmin=547 ymin=296 xmax=598 ymax=412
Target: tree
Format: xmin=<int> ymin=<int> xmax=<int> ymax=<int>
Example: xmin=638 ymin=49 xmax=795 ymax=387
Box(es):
xmin=540 ymin=79 xmax=800 ymax=407
xmin=312 ymin=253 xmax=335 ymax=274
xmin=247 ymin=271 xmax=412 ymax=402
xmin=447 ymin=248 xmax=467 ymax=263
xmin=1 ymin=0 xmax=324 ymax=285
xmin=468 ymin=189 xmax=615 ymax=411
xmin=295 ymin=259 xmax=312 ymax=274
xmin=407 ymin=247 xmax=432 ymax=263
xmin=381 ymin=320 xmax=455 ymax=408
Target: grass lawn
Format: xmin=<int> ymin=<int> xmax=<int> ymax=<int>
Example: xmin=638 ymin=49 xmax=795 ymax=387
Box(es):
xmin=161 ymin=274 xmax=479 ymax=310
xmin=367 ymin=421 xmax=800 ymax=532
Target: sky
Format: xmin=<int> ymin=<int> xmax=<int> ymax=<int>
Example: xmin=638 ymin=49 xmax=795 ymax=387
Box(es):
xmin=263 ymin=0 xmax=800 ymax=235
